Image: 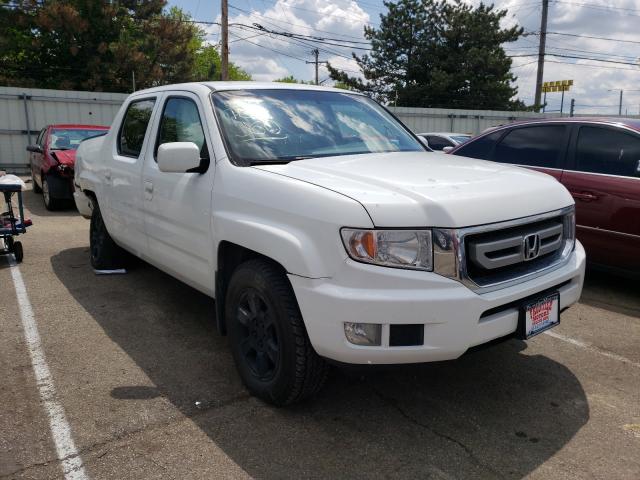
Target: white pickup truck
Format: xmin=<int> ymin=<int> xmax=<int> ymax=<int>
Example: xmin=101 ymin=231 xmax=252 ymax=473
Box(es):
xmin=75 ymin=82 xmax=586 ymax=405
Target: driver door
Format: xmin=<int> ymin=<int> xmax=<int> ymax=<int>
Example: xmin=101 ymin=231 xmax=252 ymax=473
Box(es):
xmin=141 ymin=92 xmax=216 ymax=295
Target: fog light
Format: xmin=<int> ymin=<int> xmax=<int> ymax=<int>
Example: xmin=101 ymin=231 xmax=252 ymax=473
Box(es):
xmin=344 ymin=322 xmax=382 ymax=346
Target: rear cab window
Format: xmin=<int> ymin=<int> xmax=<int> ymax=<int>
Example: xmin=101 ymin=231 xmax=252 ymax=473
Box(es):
xmin=118 ymin=98 xmax=156 ymax=158
xmin=572 ymin=126 xmax=640 ymax=178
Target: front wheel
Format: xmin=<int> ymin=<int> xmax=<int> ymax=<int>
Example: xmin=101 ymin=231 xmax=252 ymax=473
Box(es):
xmin=226 ymin=259 xmax=329 ymax=406
xmin=42 ymin=174 xmax=63 ymax=210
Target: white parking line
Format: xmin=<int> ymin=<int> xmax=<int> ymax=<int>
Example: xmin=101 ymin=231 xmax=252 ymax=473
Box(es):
xmin=545 ymin=329 xmax=640 ymax=369
xmin=8 ymin=258 xmax=90 ymax=480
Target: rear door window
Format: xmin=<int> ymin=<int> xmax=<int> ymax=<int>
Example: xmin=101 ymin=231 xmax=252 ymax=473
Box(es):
xmin=118 ymin=99 xmax=156 ymax=157
xmin=453 ymin=130 xmax=503 ymax=160
xmin=494 ymin=125 xmax=566 ymax=168
xmin=574 ymin=126 xmax=640 ymax=177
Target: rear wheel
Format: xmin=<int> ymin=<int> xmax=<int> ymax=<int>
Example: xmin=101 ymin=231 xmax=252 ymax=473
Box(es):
xmin=32 ymin=168 xmax=42 ymax=193
xmin=89 ymin=201 xmax=125 ymax=270
xmin=226 ymin=259 xmax=329 ymax=406
xmin=13 ymin=241 xmax=23 ymax=263
xmin=42 ymin=174 xmax=63 ymax=211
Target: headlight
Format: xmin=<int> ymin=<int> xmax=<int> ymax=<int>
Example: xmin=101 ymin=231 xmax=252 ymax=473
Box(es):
xmin=341 ymin=228 xmax=433 ymax=271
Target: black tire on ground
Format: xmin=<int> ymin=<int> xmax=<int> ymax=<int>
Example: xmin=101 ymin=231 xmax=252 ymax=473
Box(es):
xmin=13 ymin=241 xmax=23 ymax=263
xmin=32 ymin=169 xmax=42 ymax=194
xmin=42 ymin=174 xmax=63 ymax=211
xmin=225 ymin=259 xmax=329 ymax=406
xmin=89 ymin=201 xmax=125 ymax=270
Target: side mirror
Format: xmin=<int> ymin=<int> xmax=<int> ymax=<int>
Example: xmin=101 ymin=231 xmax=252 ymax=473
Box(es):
xmin=418 ymin=136 xmax=430 ymax=149
xmin=26 ymin=145 xmax=43 ymax=153
xmin=636 ymin=159 xmax=640 ymax=176
xmin=157 ymin=142 xmax=201 ymax=173
xmin=442 ymin=146 xmax=454 ymax=153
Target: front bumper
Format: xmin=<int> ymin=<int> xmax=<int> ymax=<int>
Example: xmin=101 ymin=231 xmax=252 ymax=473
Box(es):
xmin=290 ymin=241 xmax=586 ymax=364
xmin=73 ymin=189 xmax=93 ymax=219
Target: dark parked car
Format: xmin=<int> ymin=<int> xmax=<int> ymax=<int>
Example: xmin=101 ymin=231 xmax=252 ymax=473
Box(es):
xmin=27 ymin=124 xmax=109 ymax=210
xmin=450 ymin=118 xmax=640 ymax=274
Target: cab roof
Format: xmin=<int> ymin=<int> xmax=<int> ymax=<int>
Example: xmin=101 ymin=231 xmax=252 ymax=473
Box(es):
xmin=131 ymin=81 xmax=361 ymax=96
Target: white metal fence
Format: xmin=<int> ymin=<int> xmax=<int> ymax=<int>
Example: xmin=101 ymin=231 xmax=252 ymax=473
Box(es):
xmin=1 ymin=86 xmax=638 ymax=173
xmin=387 ymin=106 xmax=560 ymax=135
xmin=0 ymin=87 xmax=127 ymax=173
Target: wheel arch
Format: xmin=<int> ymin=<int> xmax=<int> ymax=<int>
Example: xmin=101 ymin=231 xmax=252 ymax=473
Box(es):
xmin=215 ymin=241 xmax=289 ymax=335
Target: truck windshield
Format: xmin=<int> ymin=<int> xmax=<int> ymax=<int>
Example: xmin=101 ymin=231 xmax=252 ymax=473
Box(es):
xmin=211 ymin=89 xmax=424 ymax=164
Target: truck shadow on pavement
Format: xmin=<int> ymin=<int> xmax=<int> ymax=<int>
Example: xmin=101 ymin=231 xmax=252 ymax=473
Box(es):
xmin=51 ymin=247 xmax=589 ymax=479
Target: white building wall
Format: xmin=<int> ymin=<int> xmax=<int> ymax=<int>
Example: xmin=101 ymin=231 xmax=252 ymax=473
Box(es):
xmin=0 ymin=87 xmax=127 ymax=172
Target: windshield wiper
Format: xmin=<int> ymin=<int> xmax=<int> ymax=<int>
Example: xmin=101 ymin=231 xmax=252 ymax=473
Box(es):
xmin=51 ymin=147 xmax=72 ymax=151
xmin=247 ymin=155 xmax=314 ymax=165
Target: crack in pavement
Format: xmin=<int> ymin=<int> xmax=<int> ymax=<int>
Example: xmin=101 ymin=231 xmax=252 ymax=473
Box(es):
xmin=369 ymin=385 xmax=506 ymax=480
xmin=0 ymin=392 xmax=252 ymax=479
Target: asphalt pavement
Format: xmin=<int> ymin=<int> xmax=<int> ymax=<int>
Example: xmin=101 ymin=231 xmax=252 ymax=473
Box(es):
xmin=1 ymin=187 xmax=639 ymax=479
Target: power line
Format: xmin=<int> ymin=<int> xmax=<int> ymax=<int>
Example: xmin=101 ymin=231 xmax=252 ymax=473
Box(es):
xmin=528 ymin=30 xmax=640 ymax=46
xmin=553 ymin=0 xmax=640 ymax=17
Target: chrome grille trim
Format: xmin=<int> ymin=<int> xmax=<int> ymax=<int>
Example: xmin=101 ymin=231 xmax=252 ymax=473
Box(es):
xmin=433 ymin=206 xmax=576 ymax=294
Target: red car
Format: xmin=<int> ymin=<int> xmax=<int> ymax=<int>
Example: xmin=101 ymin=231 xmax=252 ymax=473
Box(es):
xmin=450 ymin=118 xmax=640 ymax=274
xmin=27 ymin=124 xmax=109 ymax=210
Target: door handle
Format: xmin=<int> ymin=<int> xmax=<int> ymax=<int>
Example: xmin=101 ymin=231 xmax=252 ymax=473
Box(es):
xmin=104 ymin=169 xmax=111 ymax=181
xmin=571 ymin=191 xmax=598 ymax=202
xmin=144 ymin=181 xmax=153 ymax=193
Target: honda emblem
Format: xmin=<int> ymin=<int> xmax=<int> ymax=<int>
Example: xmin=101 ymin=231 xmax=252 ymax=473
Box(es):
xmin=523 ymin=234 xmax=540 ymax=261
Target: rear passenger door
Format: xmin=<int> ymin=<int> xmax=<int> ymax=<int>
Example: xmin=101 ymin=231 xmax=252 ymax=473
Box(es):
xmin=561 ymin=124 xmax=640 ymax=270
xmin=106 ymin=96 xmax=158 ymax=255
xmin=141 ymin=92 xmax=215 ymax=295
xmin=491 ymin=124 xmax=569 ymax=181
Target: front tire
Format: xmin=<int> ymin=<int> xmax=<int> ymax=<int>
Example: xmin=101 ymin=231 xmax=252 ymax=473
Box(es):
xmin=89 ymin=201 xmax=125 ymax=270
xmin=42 ymin=174 xmax=62 ymax=210
xmin=226 ymin=259 xmax=329 ymax=406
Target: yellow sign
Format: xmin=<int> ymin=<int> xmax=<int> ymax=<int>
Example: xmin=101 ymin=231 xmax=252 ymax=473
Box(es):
xmin=542 ymin=80 xmax=573 ymax=93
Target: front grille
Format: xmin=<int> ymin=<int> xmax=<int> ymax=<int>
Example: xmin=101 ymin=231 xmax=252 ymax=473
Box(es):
xmin=432 ymin=206 xmax=576 ymax=293
xmin=465 ymin=217 xmax=566 ymax=286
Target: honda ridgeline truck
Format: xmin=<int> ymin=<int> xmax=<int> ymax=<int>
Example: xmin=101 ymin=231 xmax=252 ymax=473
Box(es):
xmin=74 ymin=82 xmax=586 ymax=405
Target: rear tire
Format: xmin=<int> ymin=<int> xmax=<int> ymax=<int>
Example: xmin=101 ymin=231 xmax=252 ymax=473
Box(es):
xmin=89 ymin=201 xmax=125 ymax=270
xmin=32 ymin=168 xmax=42 ymax=194
xmin=226 ymin=259 xmax=329 ymax=406
xmin=42 ymin=174 xmax=62 ymax=211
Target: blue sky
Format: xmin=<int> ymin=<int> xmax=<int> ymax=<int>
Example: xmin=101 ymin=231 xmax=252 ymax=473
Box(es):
xmin=168 ymin=0 xmax=640 ymax=114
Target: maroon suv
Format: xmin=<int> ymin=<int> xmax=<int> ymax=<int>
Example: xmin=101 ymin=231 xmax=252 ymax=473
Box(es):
xmin=450 ymin=118 xmax=640 ymax=274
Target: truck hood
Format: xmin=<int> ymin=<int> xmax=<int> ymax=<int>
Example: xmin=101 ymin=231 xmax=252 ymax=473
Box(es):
xmin=252 ymin=152 xmax=574 ymax=228
xmin=50 ymin=149 xmax=77 ymax=167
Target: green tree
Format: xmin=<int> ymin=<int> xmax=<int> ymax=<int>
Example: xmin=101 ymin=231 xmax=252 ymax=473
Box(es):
xmin=329 ymin=0 xmax=525 ymax=109
xmin=0 ymin=0 xmax=250 ymax=91
xmin=193 ymin=45 xmax=251 ymax=81
xmin=274 ymin=75 xmax=313 ymax=84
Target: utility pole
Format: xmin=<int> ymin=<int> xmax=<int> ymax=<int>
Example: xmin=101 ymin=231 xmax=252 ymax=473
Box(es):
xmin=306 ymin=49 xmax=327 ymax=85
xmin=221 ymin=0 xmax=229 ymax=81
xmin=619 ymin=90 xmax=623 ymax=116
xmin=132 ymin=71 xmax=136 ymax=92
xmin=608 ymin=89 xmax=623 ymax=116
xmin=534 ymin=0 xmax=549 ymax=111
xmin=570 ymin=98 xmax=575 ymax=117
